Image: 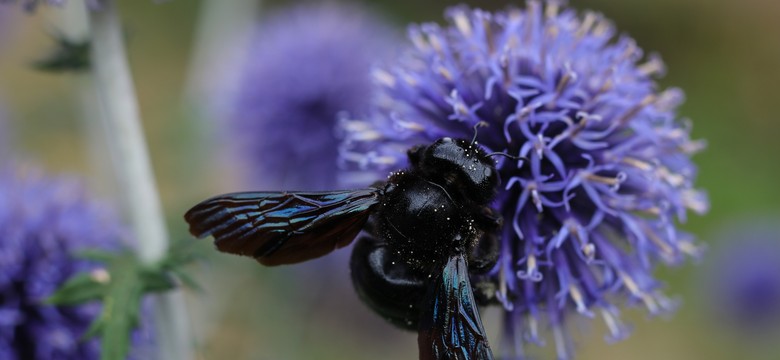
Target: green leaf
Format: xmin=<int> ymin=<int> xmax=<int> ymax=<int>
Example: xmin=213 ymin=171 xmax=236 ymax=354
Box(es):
xmin=46 ymin=273 xmax=108 ymax=305
xmin=83 ymin=314 xmax=105 ymax=340
xmin=51 ymin=242 xmax=203 ymax=360
xmin=170 ymin=268 xmax=203 ymax=293
xmin=139 ymin=269 xmax=175 ymax=293
xmin=87 ymin=253 xmax=143 ymax=360
xmin=155 ymin=239 xmax=206 ymax=291
xmin=32 ymin=35 xmax=90 ymax=73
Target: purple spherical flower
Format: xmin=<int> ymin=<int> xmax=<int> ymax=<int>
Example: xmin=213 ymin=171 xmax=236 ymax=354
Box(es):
xmin=227 ymin=3 xmax=395 ymax=191
xmin=706 ymin=222 xmax=780 ymax=335
xmin=338 ymin=2 xmax=708 ymax=358
xmin=0 ymin=165 xmax=127 ymax=359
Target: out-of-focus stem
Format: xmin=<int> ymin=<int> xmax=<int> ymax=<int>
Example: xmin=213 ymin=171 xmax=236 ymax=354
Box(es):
xmin=56 ymin=1 xmax=118 ymax=197
xmin=87 ymin=1 xmax=192 ymax=359
xmin=184 ymin=0 xmax=259 ymax=114
xmin=88 ymin=0 xmax=164 ymax=264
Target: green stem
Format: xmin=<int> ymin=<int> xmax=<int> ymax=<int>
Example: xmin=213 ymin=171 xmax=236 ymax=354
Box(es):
xmin=87 ymin=1 xmax=192 ymax=359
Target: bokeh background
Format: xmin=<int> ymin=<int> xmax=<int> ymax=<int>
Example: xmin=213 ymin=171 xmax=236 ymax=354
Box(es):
xmin=1 ymin=0 xmax=779 ymax=359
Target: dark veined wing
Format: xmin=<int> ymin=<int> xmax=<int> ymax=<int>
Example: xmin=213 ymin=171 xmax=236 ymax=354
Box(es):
xmin=418 ymin=253 xmax=494 ymax=360
xmin=184 ymin=188 xmax=382 ymax=266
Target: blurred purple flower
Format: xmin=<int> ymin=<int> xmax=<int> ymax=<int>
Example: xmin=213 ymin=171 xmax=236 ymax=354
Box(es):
xmin=707 ymin=222 xmax=780 ymax=335
xmin=0 ymin=0 xmax=102 ymax=12
xmin=338 ymin=2 xmax=708 ymax=358
xmin=0 ymin=165 xmax=136 ymax=359
xmin=226 ymin=3 xmax=395 ymax=190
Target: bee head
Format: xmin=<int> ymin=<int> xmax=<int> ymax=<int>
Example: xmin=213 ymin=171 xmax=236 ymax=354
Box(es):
xmin=409 ymin=137 xmax=499 ymax=205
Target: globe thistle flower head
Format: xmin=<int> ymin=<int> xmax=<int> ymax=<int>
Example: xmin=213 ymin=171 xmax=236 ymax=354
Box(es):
xmin=338 ymin=1 xmax=708 ymax=358
xmin=706 ymin=223 xmax=780 ymax=336
xmin=0 ymin=166 xmax=127 ymax=359
xmin=228 ymin=2 xmax=395 ymax=190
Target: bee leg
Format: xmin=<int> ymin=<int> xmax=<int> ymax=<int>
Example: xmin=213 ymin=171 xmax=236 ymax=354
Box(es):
xmin=474 ymin=205 xmax=503 ymax=230
xmin=468 ymin=230 xmax=499 ymax=274
xmin=466 ymin=228 xmax=500 ymax=306
xmin=350 ymin=230 xmax=428 ymax=330
xmin=466 ymin=205 xmax=501 ymax=273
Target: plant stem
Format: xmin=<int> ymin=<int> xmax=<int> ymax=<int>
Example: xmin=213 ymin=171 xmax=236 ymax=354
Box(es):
xmin=184 ymin=0 xmax=259 ymax=113
xmin=56 ymin=0 xmax=117 ymax=197
xmin=87 ymin=1 xmax=192 ymax=359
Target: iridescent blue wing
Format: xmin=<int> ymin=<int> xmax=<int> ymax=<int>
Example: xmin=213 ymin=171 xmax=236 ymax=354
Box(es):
xmin=418 ymin=253 xmax=494 ymax=360
xmin=184 ymin=189 xmax=382 ymax=266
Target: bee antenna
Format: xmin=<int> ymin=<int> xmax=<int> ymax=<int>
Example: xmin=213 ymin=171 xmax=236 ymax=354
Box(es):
xmin=471 ymin=121 xmax=489 ymax=145
xmin=487 ymin=152 xmax=529 ymax=162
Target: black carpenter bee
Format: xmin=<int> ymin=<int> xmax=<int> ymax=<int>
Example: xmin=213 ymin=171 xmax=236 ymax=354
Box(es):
xmin=185 ymin=135 xmax=515 ymax=359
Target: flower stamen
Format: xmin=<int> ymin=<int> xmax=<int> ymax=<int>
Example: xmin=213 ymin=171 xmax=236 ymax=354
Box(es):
xmin=617 ymin=94 xmax=656 ymax=126
xmin=569 ymin=284 xmax=592 ymax=316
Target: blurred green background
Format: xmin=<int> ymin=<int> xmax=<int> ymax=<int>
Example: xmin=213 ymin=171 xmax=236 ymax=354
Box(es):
xmin=2 ymin=0 xmax=779 ymax=359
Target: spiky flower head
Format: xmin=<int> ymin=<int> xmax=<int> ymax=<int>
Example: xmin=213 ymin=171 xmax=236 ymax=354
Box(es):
xmin=227 ymin=3 xmax=394 ymax=190
xmin=0 ymin=166 xmax=127 ymax=359
xmin=706 ymin=222 xmax=780 ymax=335
xmin=338 ymin=1 xmax=708 ymax=358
